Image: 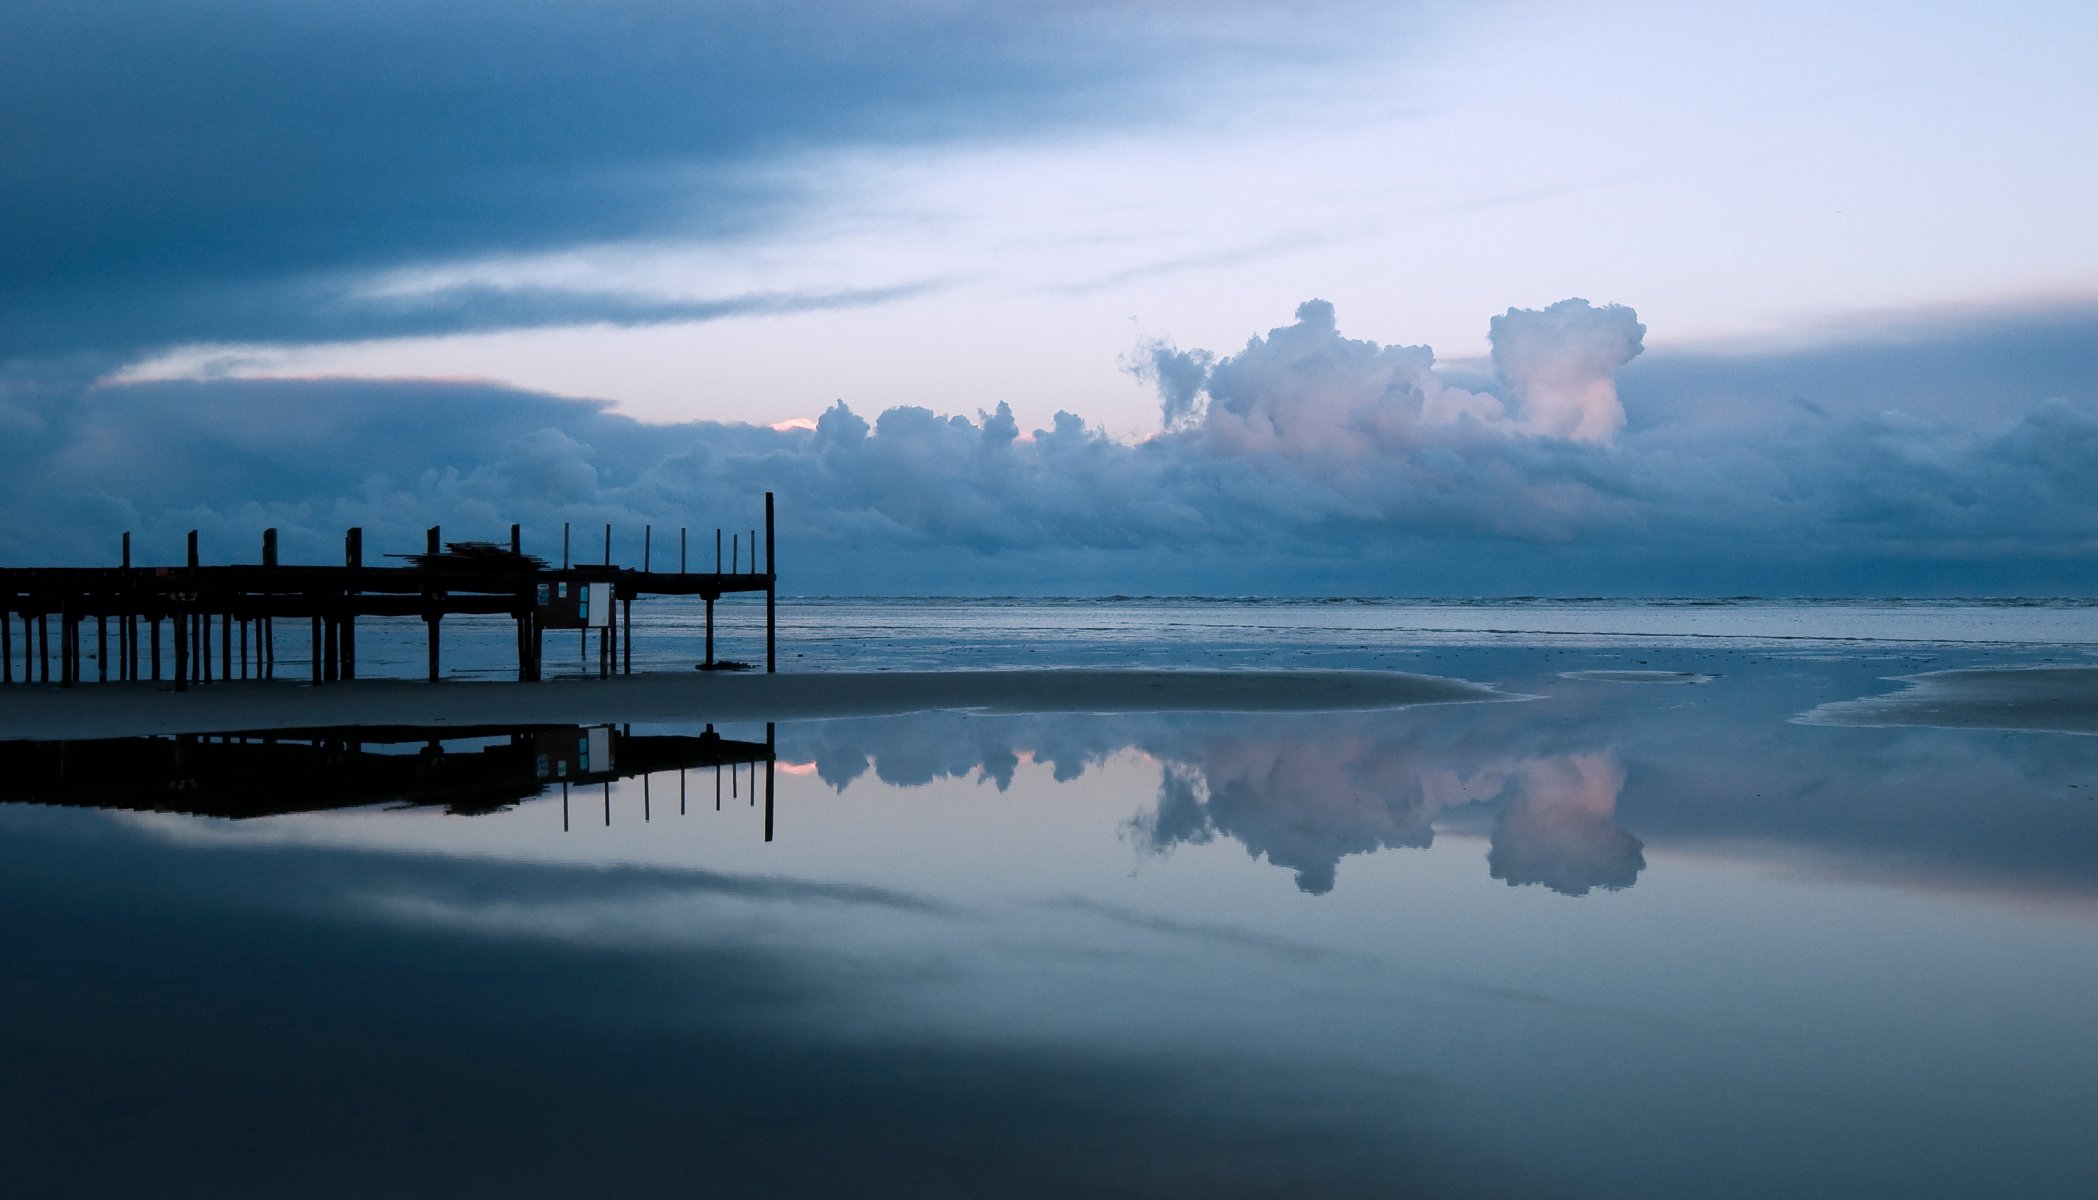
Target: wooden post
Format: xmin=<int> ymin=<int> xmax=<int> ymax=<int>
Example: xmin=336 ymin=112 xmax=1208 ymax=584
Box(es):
xmin=39 ymin=612 xmax=50 ymax=683
xmin=311 ymin=615 xmax=323 ymax=684
xmin=259 ymin=528 xmax=277 ymax=683
xmin=1 ymin=594 xmax=10 ymax=683
xmin=150 ymin=617 xmax=161 ymax=682
xmin=644 ymin=525 xmax=651 ymax=572
xmin=97 ymin=614 xmax=108 ymax=682
xmin=121 ymin=531 xmax=133 ymax=681
xmin=323 ymin=611 xmax=338 ymax=683
xmin=184 ymin=530 xmax=202 ymax=685
xmin=765 ymin=492 xmax=776 ymax=674
xmin=59 ymin=599 xmax=72 ymax=688
xmin=517 ymin=604 xmax=534 ymax=682
xmin=680 ymin=527 xmax=687 ymax=573
xmin=220 ymin=610 xmax=232 ymax=682
xmin=622 ymin=594 xmax=632 ymax=675
xmin=173 ymin=612 xmax=187 ymax=692
xmin=426 ymin=526 xmax=441 ymax=682
xmin=342 ymin=527 xmax=361 ymax=681
xmin=603 ymin=523 xmax=611 ymax=567
xmin=562 ymin=522 xmax=570 ymax=569
xmin=510 ymin=523 xmax=521 ymax=555
xmin=704 ymin=596 xmax=715 ymax=668
xmin=764 ymin=721 xmax=775 ymax=841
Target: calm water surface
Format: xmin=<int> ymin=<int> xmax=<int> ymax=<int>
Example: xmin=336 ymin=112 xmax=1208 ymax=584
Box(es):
xmin=3 ymin=616 xmax=2096 ymax=1197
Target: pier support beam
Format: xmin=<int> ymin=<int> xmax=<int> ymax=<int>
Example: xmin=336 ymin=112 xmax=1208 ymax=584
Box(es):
xmin=342 ymin=527 xmax=361 ymax=681
xmin=766 ymin=491 xmax=776 ymax=674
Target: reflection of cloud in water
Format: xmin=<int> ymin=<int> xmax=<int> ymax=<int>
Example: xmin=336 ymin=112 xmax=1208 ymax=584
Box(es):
xmin=779 ymin=670 xmax=2098 ymax=904
xmin=1133 ymin=737 xmax=1438 ymax=894
xmin=786 ymin=711 xmax=1647 ymax=897
xmin=1133 ymin=737 xmax=1641 ymax=896
xmin=1486 ymin=754 xmax=1644 ymax=896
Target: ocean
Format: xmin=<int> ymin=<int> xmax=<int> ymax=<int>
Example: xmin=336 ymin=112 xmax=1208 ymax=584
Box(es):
xmin=296 ymin=595 xmax=2098 ymax=679
xmin=3 ymin=597 xmax=2095 ymax=1198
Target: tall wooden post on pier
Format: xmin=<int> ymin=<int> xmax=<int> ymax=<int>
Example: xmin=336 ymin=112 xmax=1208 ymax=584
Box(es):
xmin=765 ymin=491 xmax=776 ymax=673
xmin=185 ymin=531 xmax=203 ymax=686
xmin=261 ymin=528 xmax=277 ymax=679
xmin=119 ymin=532 xmax=132 ymax=681
xmin=425 ymin=525 xmax=442 ymax=682
xmin=59 ymin=596 xmax=73 ymax=688
xmin=342 ymin=527 xmax=361 ymax=681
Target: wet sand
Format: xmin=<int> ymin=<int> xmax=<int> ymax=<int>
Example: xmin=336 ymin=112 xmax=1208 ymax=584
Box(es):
xmin=0 ymin=668 xmax=1500 ymax=740
xmin=1797 ymin=666 xmax=2098 ymax=736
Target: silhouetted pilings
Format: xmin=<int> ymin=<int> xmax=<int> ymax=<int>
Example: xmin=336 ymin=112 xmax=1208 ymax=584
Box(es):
xmin=0 ymin=494 xmax=777 ymax=688
xmin=0 ymin=721 xmax=776 ymax=827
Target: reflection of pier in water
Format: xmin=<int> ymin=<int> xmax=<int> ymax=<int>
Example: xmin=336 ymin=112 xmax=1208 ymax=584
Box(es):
xmin=0 ymin=722 xmax=778 ymax=839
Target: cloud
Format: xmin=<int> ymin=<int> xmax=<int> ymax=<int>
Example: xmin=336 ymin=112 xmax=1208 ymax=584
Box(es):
xmin=1489 ymin=299 xmax=1646 ymax=441
xmin=0 ymin=2 xmax=1404 ymax=362
xmin=4 ymin=297 xmax=2095 ymax=595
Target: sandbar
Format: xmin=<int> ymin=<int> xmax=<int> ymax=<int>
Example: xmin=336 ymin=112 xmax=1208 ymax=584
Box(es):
xmin=1796 ymin=666 xmax=2098 ymax=736
xmin=0 ymin=668 xmax=1501 ymax=741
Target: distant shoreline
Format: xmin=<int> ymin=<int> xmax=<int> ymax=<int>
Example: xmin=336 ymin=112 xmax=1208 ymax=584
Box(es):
xmin=0 ymin=668 xmax=1502 ymax=741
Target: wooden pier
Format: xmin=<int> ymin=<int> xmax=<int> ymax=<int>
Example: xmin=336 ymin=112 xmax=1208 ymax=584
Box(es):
xmin=0 ymin=494 xmax=777 ymax=689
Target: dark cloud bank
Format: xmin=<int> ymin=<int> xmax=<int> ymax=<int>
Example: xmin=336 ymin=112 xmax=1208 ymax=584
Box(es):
xmin=1 ymin=0 xmax=1383 ymax=358
xmin=6 ymin=298 xmax=2095 ymax=595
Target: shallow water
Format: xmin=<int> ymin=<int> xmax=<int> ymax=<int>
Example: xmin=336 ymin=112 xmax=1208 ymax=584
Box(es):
xmin=4 ymin=641 xmax=2095 ymax=1197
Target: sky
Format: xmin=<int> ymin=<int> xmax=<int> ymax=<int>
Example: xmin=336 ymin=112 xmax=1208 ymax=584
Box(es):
xmin=4 ymin=0 xmax=2095 ymax=594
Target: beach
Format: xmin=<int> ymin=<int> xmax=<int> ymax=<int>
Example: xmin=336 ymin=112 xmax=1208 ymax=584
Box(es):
xmin=0 ymin=666 xmax=1501 ymax=740
xmin=1799 ymin=665 xmax=2098 ymax=736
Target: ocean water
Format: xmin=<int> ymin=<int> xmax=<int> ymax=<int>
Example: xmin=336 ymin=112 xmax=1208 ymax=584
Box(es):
xmin=4 ymin=601 xmax=2097 ymax=1197
xmin=264 ymin=595 xmax=2098 ymax=679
